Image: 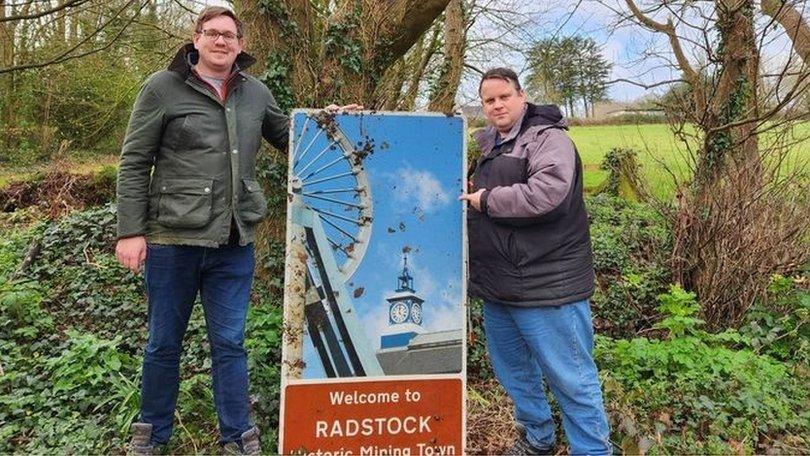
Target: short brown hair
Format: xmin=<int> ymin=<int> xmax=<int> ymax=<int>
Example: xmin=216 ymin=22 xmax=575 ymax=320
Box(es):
xmin=478 ymin=67 xmax=522 ymax=94
xmin=194 ymin=6 xmax=244 ymax=38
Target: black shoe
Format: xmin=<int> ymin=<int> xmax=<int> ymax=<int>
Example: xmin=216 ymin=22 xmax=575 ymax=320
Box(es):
xmin=504 ymin=430 xmax=555 ymax=456
xmin=128 ymin=422 xmax=154 ymax=456
xmin=222 ymin=426 xmax=261 ymax=455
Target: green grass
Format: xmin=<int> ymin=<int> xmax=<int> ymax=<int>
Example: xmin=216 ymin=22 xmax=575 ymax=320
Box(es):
xmin=570 ymin=122 xmax=810 ymax=198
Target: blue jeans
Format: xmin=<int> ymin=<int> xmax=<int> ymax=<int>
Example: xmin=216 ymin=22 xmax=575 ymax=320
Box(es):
xmin=483 ymin=299 xmax=611 ymax=455
xmin=140 ymin=241 xmax=255 ymax=445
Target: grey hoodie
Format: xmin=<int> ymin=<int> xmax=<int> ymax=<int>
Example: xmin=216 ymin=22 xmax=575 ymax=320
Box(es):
xmin=468 ymin=103 xmax=594 ymax=307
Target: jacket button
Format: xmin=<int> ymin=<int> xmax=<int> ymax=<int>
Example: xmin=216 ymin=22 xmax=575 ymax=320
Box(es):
xmin=204 ymin=187 xmax=211 ymax=193
xmin=161 ymin=186 xmax=166 ymax=191
xmin=232 ymin=149 xmax=238 ymax=154
xmin=226 ymin=108 xmax=231 ymax=112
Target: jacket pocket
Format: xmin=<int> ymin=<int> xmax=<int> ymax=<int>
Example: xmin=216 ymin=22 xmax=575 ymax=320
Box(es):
xmin=176 ymin=115 xmax=199 ymax=148
xmin=156 ymin=178 xmax=214 ymax=228
xmin=506 ymin=228 xmax=521 ymax=269
xmin=238 ymin=178 xmax=267 ymax=223
xmin=511 ymin=228 xmax=531 ymax=268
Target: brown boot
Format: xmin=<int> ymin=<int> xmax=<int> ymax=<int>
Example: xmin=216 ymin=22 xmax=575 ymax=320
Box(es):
xmin=128 ymin=422 xmax=154 ymax=456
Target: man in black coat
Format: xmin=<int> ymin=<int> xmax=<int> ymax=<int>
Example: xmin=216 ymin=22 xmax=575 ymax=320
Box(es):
xmin=460 ymin=67 xmax=611 ymax=455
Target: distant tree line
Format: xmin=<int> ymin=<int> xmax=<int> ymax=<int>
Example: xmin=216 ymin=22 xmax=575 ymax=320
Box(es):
xmin=525 ymin=35 xmax=612 ymax=118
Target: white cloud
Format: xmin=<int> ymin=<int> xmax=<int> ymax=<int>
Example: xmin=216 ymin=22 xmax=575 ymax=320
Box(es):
xmin=425 ymin=279 xmax=464 ymax=333
xmin=391 ymin=168 xmax=451 ymax=215
xmin=361 ymin=294 xmax=393 ymax=350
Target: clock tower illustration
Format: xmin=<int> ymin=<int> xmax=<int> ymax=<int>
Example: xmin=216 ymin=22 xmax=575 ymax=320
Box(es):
xmin=380 ymin=252 xmax=426 ymax=349
xmin=375 ymin=248 xmax=463 ymax=375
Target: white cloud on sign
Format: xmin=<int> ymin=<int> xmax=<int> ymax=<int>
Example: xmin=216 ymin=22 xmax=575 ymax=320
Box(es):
xmin=391 ymin=167 xmax=451 ymax=214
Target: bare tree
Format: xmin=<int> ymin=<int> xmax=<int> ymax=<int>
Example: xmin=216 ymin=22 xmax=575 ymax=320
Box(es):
xmin=0 ymin=1 xmax=151 ymax=74
xmin=761 ymin=0 xmax=810 ymax=62
xmin=455 ymin=0 xmax=555 ymax=108
xmin=604 ymin=0 xmax=809 ymax=327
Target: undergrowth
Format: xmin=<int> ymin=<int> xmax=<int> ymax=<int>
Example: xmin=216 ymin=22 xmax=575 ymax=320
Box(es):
xmin=1 ymin=195 xmax=806 ymax=454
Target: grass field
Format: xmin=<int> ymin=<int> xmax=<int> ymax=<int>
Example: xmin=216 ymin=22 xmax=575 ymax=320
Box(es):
xmin=1 ymin=123 xmax=807 ymax=197
xmin=570 ymin=123 xmax=688 ymax=197
xmin=570 ymin=122 xmax=810 ymax=198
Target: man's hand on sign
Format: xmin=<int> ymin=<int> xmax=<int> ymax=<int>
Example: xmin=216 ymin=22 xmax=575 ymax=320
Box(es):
xmin=324 ymin=104 xmax=364 ymax=112
xmin=115 ymin=235 xmax=147 ymax=274
xmin=459 ymin=188 xmax=485 ymax=212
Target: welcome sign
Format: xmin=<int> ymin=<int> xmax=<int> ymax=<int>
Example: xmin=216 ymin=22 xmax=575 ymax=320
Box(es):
xmin=278 ymin=110 xmax=467 ymax=455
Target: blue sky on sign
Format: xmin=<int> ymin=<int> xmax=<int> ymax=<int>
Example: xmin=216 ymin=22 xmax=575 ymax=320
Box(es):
xmin=291 ymin=112 xmax=465 ymax=378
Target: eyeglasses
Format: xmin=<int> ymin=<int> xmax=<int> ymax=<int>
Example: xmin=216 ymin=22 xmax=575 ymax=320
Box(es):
xmin=199 ymin=29 xmax=239 ymax=42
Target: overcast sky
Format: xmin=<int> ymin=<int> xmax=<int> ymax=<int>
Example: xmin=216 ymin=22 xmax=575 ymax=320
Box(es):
xmin=204 ymin=0 xmax=803 ymax=106
xmin=457 ymin=0 xmax=803 ymax=106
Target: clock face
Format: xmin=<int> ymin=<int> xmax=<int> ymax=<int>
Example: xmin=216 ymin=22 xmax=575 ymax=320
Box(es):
xmin=410 ymin=303 xmax=422 ymax=325
xmin=390 ymin=302 xmax=409 ymax=324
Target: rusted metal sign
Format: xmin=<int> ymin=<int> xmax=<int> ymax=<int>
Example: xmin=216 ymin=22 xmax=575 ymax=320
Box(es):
xmin=279 ymin=110 xmax=467 ymax=455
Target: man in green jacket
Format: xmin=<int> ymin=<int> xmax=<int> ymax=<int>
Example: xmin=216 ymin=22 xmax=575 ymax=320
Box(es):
xmin=115 ymin=6 xmax=287 ymax=455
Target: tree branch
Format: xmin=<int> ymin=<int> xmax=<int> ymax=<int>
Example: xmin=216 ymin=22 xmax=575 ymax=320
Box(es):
xmin=708 ymin=69 xmax=810 ymax=133
xmin=606 ymin=77 xmax=684 ymax=89
xmin=464 ymin=62 xmax=483 ymax=75
xmin=0 ymin=0 xmax=143 ymax=74
xmin=0 ymin=0 xmax=92 ymax=23
xmin=761 ymin=0 xmax=810 ymax=63
xmin=382 ymin=0 xmax=452 ymax=60
xmin=624 ymin=0 xmax=698 ymax=85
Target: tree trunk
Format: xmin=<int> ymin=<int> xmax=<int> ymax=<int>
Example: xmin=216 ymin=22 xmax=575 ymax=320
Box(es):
xmin=399 ymin=26 xmax=441 ymax=110
xmin=1 ymin=0 xmax=17 ymax=143
xmin=56 ymin=0 xmax=66 ymax=44
xmin=69 ymin=4 xmax=79 ymax=42
xmin=375 ymin=57 xmax=409 ymax=110
xmin=697 ymin=0 xmax=760 ymax=188
xmin=427 ymin=0 xmax=465 ymax=112
xmin=237 ymin=0 xmax=451 ymax=108
xmin=675 ymin=1 xmax=765 ymax=327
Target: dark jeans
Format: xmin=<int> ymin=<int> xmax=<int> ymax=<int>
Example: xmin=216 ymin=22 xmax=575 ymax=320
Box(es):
xmin=140 ymin=241 xmax=255 ymax=445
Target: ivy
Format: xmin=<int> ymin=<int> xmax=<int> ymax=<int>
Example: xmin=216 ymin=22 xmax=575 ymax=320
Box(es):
xmin=0 ymin=204 xmax=285 ymax=452
xmin=324 ymin=10 xmax=364 ymax=75
xmin=598 ymin=147 xmax=641 ymax=198
xmin=259 ymin=52 xmax=296 ymax=115
xmin=258 ymin=0 xmax=299 ymax=37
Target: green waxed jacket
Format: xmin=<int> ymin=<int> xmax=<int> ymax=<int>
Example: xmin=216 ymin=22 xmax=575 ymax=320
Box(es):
xmin=116 ymin=44 xmax=289 ymax=247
